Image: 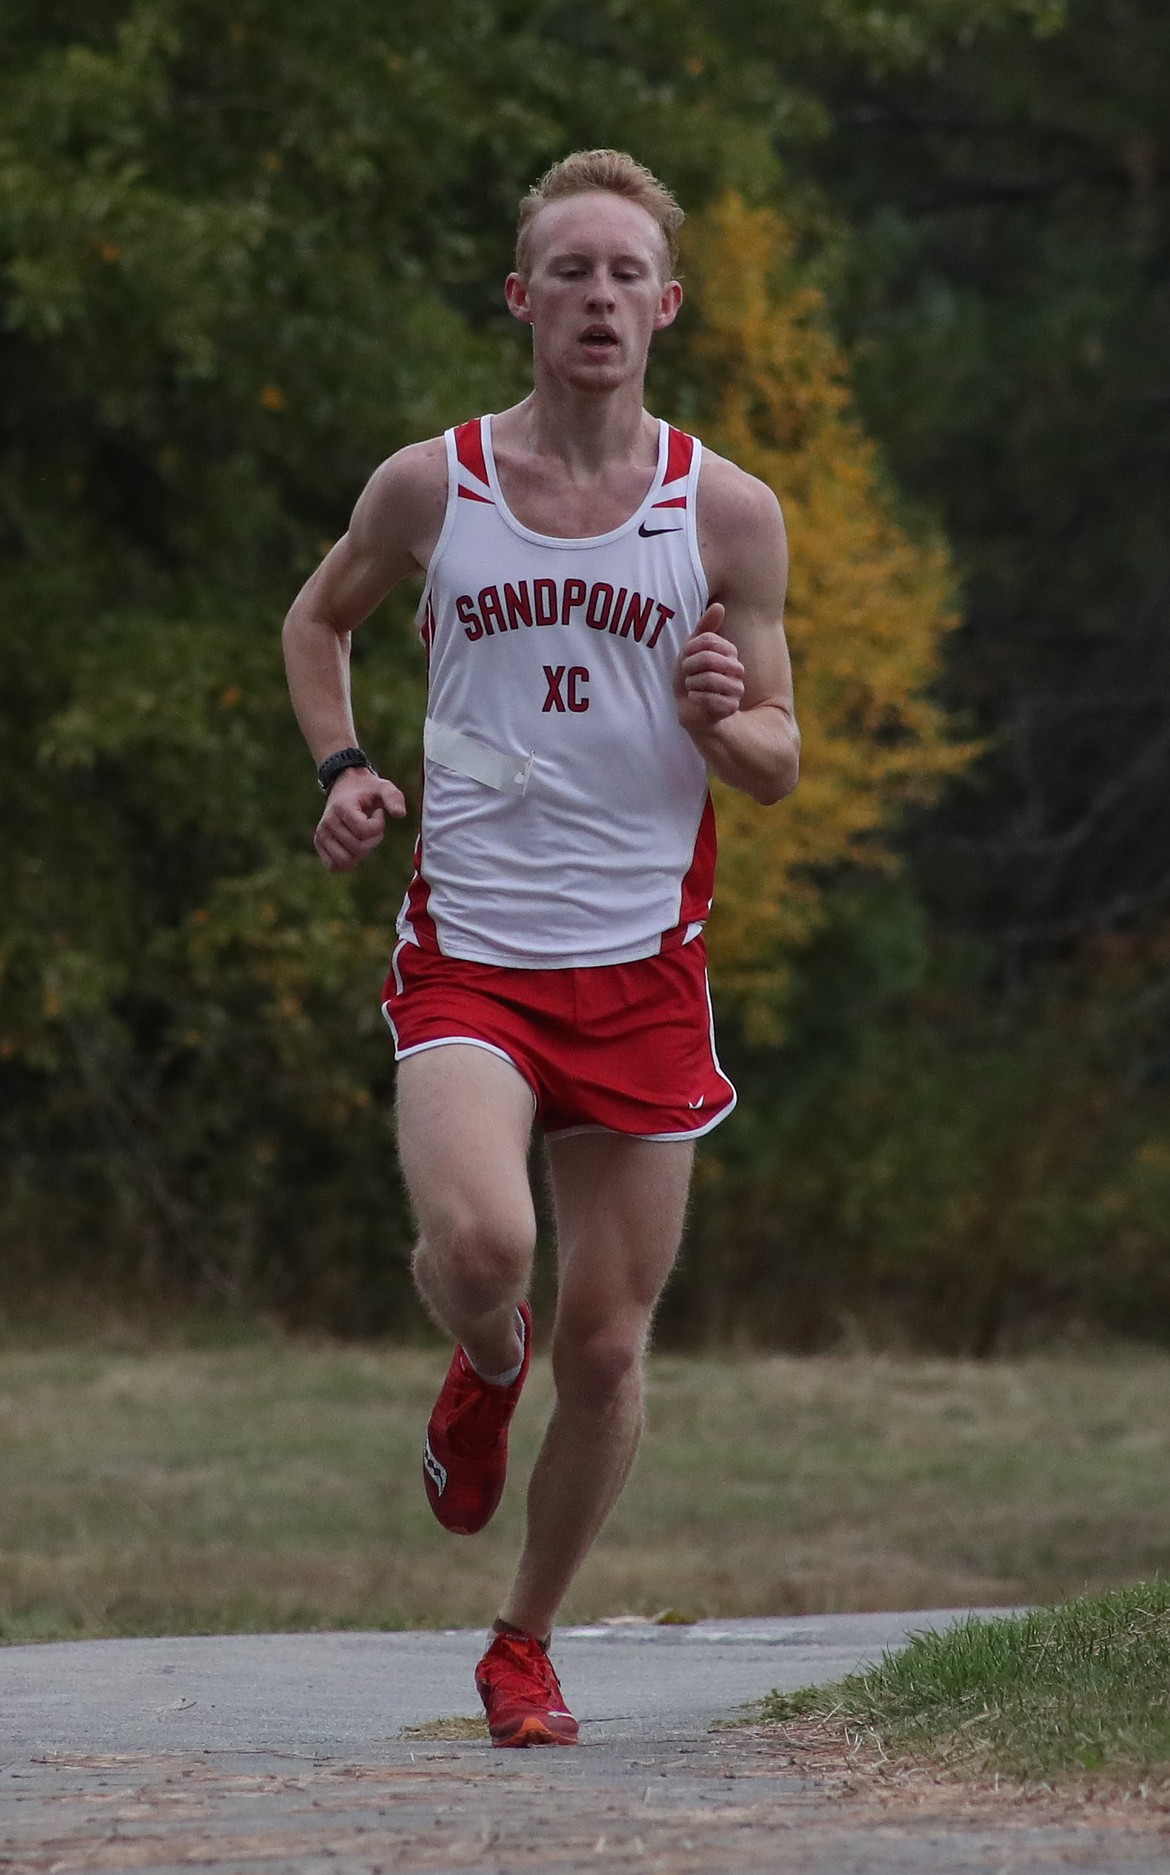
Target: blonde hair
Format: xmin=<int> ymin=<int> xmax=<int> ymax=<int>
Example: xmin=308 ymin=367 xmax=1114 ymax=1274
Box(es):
xmin=515 ymin=149 xmax=684 ymax=278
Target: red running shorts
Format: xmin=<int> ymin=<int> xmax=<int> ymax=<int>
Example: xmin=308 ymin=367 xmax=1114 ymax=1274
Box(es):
xmin=381 ymin=936 xmax=736 ymax=1141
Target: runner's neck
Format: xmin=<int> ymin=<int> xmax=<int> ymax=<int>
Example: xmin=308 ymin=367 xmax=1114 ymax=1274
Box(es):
xmin=495 ymin=387 xmax=658 ymax=482
xmin=486 ymin=406 xmax=665 ymax=540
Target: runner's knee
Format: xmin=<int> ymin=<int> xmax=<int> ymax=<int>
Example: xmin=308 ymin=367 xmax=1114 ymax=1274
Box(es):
xmin=415 ymin=1211 xmax=533 ymax=1313
xmin=551 ymin=1323 xmax=644 ymax=1410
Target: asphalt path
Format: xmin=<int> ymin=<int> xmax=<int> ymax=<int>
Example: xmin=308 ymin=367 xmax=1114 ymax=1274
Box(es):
xmin=2 ymin=1614 xmax=1166 ymax=1872
xmin=0 ymin=1611 xmax=958 ymax=1756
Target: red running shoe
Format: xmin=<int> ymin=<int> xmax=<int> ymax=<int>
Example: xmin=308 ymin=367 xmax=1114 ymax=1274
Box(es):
xmin=422 ymin=1301 xmax=532 ymax=1535
xmin=476 ymin=1629 xmax=579 ymax=1747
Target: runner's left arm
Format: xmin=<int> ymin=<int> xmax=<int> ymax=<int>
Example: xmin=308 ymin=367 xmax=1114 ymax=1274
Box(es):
xmin=675 ymin=463 xmax=799 ymax=806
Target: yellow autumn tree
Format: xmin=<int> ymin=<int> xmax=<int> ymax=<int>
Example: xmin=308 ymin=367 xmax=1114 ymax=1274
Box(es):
xmin=682 ymin=195 xmax=974 ymax=1017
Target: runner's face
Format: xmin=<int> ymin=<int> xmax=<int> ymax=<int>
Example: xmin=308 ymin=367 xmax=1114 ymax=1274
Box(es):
xmin=506 ymin=193 xmax=682 ymax=388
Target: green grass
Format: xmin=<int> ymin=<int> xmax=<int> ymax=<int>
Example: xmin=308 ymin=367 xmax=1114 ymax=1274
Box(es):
xmin=2 ymin=1331 xmax=1170 ymax=1641
xmin=762 ymin=1579 xmax=1170 ymax=1783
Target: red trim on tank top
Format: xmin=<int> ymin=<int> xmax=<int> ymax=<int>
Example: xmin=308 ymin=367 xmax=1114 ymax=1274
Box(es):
xmin=659 ymin=793 xmax=716 ymax=950
xmin=454 ymin=417 xmax=490 ymax=486
xmin=664 ymin=427 xmax=694 ymax=486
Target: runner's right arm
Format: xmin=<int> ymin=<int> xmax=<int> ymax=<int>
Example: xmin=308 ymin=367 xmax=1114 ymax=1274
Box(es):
xmin=282 ymin=440 xmax=446 ymax=872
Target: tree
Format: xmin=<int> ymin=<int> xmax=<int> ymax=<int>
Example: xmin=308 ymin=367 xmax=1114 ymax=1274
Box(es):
xmin=0 ymin=0 xmax=785 ymax=1318
xmin=676 ymin=193 xmax=972 ymax=1019
xmin=10 ymin=0 xmax=1149 ymax=1342
xmin=751 ymin=0 xmax=1170 ymax=960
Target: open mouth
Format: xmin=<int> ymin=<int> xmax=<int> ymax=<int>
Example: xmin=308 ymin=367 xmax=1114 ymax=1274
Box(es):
xmin=579 ymin=327 xmax=619 ymax=350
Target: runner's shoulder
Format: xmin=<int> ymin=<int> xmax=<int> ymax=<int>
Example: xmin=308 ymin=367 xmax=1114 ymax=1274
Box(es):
xmin=362 ymin=435 xmax=448 ymax=516
xmin=697 ymin=446 xmax=782 ymax=525
xmin=695 ymin=447 xmax=785 ymax=557
xmin=350 ymin=435 xmax=448 ymax=564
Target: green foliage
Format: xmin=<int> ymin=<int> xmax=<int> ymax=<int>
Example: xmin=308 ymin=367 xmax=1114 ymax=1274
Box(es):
xmin=0 ymin=0 xmax=781 ymax=1320
xmin=671 ymin=882 xmax=1170 ymax=1352
xmin=2 ymin=0 xmax=1168 ymax=1339
xmin=714 ymin=0 xmax=1064 ymax=82
xmin=763 ymin=0 xmax=1170 ymax=951
xmin=764 ymin=1578 xmax=1170 ymax=1783
xmin=670 ymin=0 xmax=1170 ymax=1347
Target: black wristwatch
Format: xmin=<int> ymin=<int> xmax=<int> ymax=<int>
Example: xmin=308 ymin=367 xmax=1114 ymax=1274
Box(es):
xmin=317 ymin=746 xmax=377 ymax=793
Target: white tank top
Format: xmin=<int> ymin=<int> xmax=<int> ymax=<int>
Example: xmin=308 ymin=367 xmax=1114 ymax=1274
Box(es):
xmin=397 ymin=413 xmax=715 ymax=968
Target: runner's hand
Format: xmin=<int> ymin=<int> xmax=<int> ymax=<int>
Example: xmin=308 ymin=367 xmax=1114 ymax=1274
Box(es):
xmin=673 ymin=604 xmax=745 ymax=734
xmin=314 ymin=769 xmax=406 ymax=872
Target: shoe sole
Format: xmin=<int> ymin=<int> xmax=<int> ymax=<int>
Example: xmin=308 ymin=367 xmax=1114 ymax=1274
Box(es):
xmin=490 ymin=1715 xmax=580 ymax=1748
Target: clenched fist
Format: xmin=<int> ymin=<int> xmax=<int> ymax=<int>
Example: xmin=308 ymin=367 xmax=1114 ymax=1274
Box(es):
xmin=314 ymin=768 xmax=406 ymax=872
xmin=673 ymin=603 xmax=745 ymax=737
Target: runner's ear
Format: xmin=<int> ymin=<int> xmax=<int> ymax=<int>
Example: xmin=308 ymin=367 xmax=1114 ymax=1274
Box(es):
xmin=505 ymin=273 xmax=533 ymax=324
xmin=653 ymin=280 xmax=683 ymax=331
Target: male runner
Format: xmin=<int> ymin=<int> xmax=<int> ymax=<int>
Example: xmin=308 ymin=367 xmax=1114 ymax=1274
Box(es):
xmin=282 ymin=150 xmax=799 ymax=1747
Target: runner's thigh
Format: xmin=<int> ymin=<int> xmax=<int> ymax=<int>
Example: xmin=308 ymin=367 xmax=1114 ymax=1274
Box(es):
xmin=546 ymin=1132 xmax=694 ymax=1326
xmin=396 ymin=1043 xmax=537 ymax=1249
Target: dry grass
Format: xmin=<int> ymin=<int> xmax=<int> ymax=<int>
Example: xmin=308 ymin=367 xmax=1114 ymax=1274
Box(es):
xmin=2 ymin=1336 xmax=1169 ymax=1640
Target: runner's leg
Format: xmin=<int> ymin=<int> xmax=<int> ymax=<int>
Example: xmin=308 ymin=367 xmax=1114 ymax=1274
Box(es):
xmin=497 ymin=1132 xmax=693 ymax=1638
xmin=396 ymin=1045 xmax=536 ymax=1378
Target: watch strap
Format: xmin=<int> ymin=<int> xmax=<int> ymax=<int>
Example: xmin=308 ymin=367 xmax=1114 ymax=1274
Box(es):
xmin=317 ymin=746 xmax=376 ymax=793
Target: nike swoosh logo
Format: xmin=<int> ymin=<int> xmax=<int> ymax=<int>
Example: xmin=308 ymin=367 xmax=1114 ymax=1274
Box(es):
xmin=638 ymin=522 xmax=682 ymax=537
